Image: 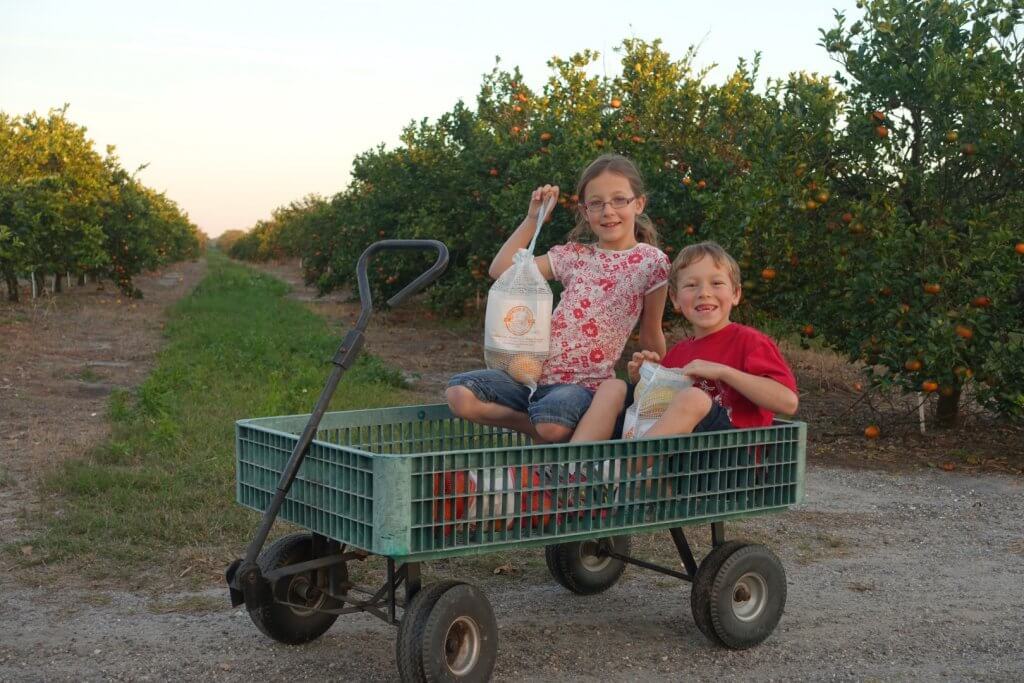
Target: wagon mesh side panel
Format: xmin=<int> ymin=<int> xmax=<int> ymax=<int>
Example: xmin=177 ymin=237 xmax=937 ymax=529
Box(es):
xmin=409 ymin=421 xmax=803 ymax=554
xmin=235 ymin=423 xmax=375 ymax=550
xmin=235 ymin=405 xmax=804 ymax=558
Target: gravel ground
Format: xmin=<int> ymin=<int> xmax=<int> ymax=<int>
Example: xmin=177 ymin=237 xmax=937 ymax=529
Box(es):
xmin=2 ymin=465 xmax=1022 ymax=682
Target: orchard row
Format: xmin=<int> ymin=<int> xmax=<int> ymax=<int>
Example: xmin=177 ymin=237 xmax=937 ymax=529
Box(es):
xmin=225 ymin=1 xmax=1024 ymax=423
xmin=0 ymin=106 xmax=205 ymax=301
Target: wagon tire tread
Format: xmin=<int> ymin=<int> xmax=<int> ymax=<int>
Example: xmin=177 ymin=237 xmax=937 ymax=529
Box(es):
xmin=249 ymin=532 xmax=341 ymax=645
xmin=691 ymin=540 xmax=745 ymax=645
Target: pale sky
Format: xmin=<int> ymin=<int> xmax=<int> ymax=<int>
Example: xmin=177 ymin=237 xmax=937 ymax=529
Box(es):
xmin=2 ymin=0 xmax=861 ymax=237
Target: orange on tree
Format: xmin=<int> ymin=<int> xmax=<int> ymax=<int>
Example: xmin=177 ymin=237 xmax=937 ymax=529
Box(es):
xmin=761 ymin=267 xmax=777 ymax=281
xmin=923 ymin=282 xmax=941 ymax=294
xmin=904 ymin=359 xmax=923 ymax=372
xmin=954 ymin=325 xmax=974 ymax=340
xmin=864 ymin=425 xmax=880 ymax=439
xmin=921 ymin=380 xmax=939 ymax=393
xmin=970 ymin=296 xmax=991 ymax=308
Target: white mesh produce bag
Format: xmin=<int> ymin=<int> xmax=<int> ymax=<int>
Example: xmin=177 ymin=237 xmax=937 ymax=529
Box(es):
xmin=621 ymin=361 xmax=693 ymax=439
xmin=483 ymin=199 xmax=554 ymax=390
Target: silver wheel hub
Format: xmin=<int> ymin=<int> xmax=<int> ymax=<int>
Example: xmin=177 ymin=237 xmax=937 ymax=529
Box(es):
xmin=579 ymin=540 xmax=612 ymax=572
xmin=445 ymin=616 xmax=481 ymax=676
xmin=731 ymin=572 xmax=768 ymax=622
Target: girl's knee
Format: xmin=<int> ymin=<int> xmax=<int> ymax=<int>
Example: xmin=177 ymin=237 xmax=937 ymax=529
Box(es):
xmin=446 ymin=385 xmax=480 ymax=418
xmin=595 ymin=378 xmax=628 ymax=400
xmin=535 ymin=422 xmax=573 ymax=443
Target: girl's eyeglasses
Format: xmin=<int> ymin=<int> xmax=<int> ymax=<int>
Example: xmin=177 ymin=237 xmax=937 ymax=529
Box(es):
xmin=581 ymin=196 xmax=636 ymax=215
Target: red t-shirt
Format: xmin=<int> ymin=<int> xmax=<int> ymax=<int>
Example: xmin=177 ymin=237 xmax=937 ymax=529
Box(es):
xmin=661 ymin=323 xmax=797 ymax=428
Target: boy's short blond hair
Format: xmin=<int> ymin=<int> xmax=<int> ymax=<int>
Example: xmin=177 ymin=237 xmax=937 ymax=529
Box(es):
xmin=669 ymin=241 xmax=742 ymax=289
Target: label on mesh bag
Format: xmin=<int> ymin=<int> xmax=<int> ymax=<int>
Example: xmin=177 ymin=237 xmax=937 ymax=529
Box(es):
xmin=484 ymin=291 xmax=552 ymax=352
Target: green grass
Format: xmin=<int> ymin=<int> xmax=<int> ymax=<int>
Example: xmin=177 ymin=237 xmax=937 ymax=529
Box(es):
xmin=14 ymin=251 xmax=418 ymax=581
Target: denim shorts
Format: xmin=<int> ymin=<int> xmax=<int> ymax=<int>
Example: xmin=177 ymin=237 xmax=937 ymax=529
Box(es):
xmin=447 ymin=369 xmax=594 ymax=429
xmin=612 ymin=382 xmax=734 ymax=438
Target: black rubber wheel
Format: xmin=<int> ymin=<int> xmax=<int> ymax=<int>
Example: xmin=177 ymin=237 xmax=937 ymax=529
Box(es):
xmin=708 ymin=544 xmax=787 ymax=649
xmin=248 ymin=532 xmax=343 ymax=645
xmin=396 ymin=580 xmax=462 ymax=683
xmin=419 ymin=583 xmax=498 ymax=682
xmin=544 ymin=536 xmax=630 ymax=595
xmin=690 ymin=540 xmax=744 ymax=645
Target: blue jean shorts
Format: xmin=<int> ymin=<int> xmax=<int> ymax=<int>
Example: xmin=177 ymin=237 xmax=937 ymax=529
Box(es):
xmin=447 ymin=369 xmax=594 ymax=429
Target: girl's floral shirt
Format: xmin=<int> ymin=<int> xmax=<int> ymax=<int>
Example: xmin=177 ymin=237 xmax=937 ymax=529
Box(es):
xmin=542 ymin=241 xmax=669 ymax=390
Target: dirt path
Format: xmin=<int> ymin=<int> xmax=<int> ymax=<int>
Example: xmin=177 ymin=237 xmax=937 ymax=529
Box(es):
xmin=1 ymin=257 xmax=1022 ymax=681
xmin=0 ymin=261 xmax=207 ymax=548
xmin=1 ymin=467 xmax=1021 ymax=681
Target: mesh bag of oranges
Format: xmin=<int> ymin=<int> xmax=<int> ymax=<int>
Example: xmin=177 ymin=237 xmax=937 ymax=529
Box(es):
xmin=483 ymin=200 xmax=553 ymax=391
xmin=621 ymin=361 xmax=693 ymax=439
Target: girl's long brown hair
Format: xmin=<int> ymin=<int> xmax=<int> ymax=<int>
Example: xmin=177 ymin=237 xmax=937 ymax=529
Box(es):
xmin=565 ymin=154 xmax=660 ymax=248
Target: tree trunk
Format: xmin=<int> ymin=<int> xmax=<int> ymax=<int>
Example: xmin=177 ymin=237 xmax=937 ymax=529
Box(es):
xmin=53 ymin=272 xmax=63 ymax=293
xmin=2 ymin=265 xmax=18 ymax=302
xmin=935 ymin=389 xmax=961 ymax=429
xmin=77 ymin=273 xmax=86 ymax=286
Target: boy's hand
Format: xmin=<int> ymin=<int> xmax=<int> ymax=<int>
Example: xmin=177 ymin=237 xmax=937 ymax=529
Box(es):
xmin=627 ymin=350 xmax=661 ymax=383
xmin=528 ymin=185 xmax=559 ymax=223
xmin=679 ymin=359 xmax=732 ymax=382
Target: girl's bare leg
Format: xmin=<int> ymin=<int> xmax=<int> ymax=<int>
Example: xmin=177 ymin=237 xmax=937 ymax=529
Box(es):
xmin=570 ymin=379 xmax=627 ymax=443
xmin=445 ymin=385 xmax=544 ymax=441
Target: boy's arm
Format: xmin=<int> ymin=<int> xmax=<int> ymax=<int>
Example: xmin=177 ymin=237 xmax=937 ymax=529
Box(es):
xmin=679 ymin=360 xmax=799 ymax=415
xmin=637 ymin=286 xmax=668 ymax=358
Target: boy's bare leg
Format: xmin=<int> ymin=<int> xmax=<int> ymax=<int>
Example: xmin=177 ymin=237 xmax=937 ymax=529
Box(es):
xmin=637 ymin=387 xmax=713 ymax=470
xmin=570 ymin=379 xmax=627 ymax=443
xmin=645 ymin=387 xmax=713 ymax=437
xmin=445 ymin=386 xmax=545 ymax=441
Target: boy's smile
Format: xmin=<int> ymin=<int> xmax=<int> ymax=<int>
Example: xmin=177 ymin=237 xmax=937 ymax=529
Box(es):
xmin=671 ymin=256 xmax=741 ymax=337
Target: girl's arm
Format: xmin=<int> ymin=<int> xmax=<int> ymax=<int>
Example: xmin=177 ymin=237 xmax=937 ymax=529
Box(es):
xmin=489 ymin=184 xmax=559 ymax=280
xmin=637 ymin=285 xmax=668 ymax=359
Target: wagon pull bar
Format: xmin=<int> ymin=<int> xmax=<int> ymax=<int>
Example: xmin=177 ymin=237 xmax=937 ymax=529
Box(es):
xmin=227 ymin=240 xmax=449 ymax=604
xmin=354 ymin=239 xmax=450 ymax=330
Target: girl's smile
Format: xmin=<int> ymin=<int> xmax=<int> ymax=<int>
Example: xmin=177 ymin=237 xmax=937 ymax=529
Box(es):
xmin=581 ymin=171 xmax=644 ymax=251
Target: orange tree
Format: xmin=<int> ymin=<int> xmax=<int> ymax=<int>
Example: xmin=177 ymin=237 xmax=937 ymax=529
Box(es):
xmin=0 ymin=108 xmax=109 ymax=299
xmin=811 ymin=0 xmax=1024 ymax=424
xmin=704 ymin=0 xmax=1023 ymax=424
xmin=0 ymin=107 xmax=202 ymax=300
xmin=262 ymin=41 xmax=759 ymax=312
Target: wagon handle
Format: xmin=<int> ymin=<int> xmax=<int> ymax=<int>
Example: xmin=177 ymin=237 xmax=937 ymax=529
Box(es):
xmin=228 ymin=239 xmax=449 ymax=592
xmin=354 ymin=239 xmax=449 ymax=330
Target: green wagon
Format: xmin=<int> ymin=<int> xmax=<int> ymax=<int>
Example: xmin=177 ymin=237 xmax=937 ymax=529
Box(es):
xmin=225 ymin=240 xmax=807 ymax=682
